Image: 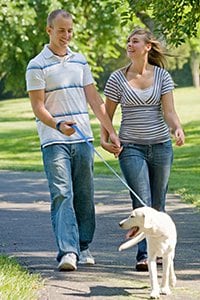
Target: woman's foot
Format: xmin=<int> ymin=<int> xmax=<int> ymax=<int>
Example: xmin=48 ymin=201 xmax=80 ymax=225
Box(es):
xmin=136 ymin=259 xmax=148 ymax=272
xmin=156 ymin=256 xmax=163 ymax=265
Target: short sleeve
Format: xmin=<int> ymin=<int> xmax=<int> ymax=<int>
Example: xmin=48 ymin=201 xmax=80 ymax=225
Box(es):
xmin=26 ymin=61 xmax=45 ymax=91
xmin=104 ymin=72 xmax=121 ymax=103
xmin=81 ymin=55 xmax=94 ymax=86
xmin=161 ymin=70 xmax=174 ymax=95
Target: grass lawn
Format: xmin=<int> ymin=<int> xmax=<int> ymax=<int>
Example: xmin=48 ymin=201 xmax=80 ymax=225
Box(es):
xmin=0 ymin=87 xmax=199 ymax=207
xmin=0 ymin=255 xmax=43 ymax=300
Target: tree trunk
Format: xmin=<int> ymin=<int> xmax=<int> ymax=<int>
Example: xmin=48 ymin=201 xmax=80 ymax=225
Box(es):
xmin=190 ymin=51 xmax=200 ymax=88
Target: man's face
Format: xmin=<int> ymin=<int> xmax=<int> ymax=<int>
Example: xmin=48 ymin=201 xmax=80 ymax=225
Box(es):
xmin=47 ymin=14 xmax=73 ymax=52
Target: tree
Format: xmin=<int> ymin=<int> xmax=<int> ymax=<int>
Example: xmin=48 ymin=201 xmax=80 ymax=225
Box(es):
xmin=0 ymin=0 xmax=37 ymax=97
xmin=0 ymin=0 xmax=128 ymax=96
xmin=188 ymin=31 xmax=200 ymax=87
xmin=127 ymin=0 xmax=200 ymax=46
xmin=0 ymin=0 xmax=199 ymax=97
xmin=124 ymin=0 xmax=200 ymax=87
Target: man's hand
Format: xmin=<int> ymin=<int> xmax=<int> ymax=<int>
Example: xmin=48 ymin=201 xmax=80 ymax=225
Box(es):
xmin=58 ymin=121 xmax=76 ymax=136
xmin=109 ymin=132 xmax=120 ymax=148
xmin=101 ymin=132 xmax=122 ymax=157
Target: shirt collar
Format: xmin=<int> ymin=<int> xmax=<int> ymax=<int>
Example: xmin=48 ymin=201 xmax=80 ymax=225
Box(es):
xmin=42 ymin=44 xmax=74 ymax=59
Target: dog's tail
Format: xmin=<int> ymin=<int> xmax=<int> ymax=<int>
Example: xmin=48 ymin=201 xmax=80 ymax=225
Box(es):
xmin=119 ymin=232 xmax=145 ymax=251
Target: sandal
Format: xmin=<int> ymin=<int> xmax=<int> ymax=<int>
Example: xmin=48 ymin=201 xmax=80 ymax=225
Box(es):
xmin=136 ymin=259 xmax=148 ymax=272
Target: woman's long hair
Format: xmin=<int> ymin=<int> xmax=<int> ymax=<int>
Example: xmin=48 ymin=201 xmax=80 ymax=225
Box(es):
xmin=126 ymin=28 xmax=167 ymax=69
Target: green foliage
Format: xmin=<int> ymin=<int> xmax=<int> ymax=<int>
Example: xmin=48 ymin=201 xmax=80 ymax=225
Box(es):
xmin=167 ymin=44 xmax=190 ymax=70
xmin=127 ymin=0 xmax=200 ymax=45
xmin=150 ymin=0 xmax=200 ymax=46
xmin=0 ymin=0 xmax=37 ymax=95
xmin=0 ymin=0 xmax=200 ymax=96
xmin=0 ymin=255 xmax=43 ymax=300
xmin=0 ymin=0 xmax=129 ymax=96
xmin=68 ymin=0 xmax=125 ymax=76
xmin=170 ymin=63 xmax=193 ymax=87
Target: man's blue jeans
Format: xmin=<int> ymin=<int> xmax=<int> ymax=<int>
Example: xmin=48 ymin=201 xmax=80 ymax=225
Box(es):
xmin=42 ymin=142 xmax=95 ymax=262
xmin=119 ymin=140 xmax=173 ymax=261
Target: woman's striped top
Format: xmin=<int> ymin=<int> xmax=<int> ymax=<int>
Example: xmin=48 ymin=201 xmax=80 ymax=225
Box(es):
xmin=104 ymin=66 xmax=174 ymax=145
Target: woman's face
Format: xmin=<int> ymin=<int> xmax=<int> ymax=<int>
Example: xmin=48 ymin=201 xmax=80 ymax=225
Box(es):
xmin=126 ymin=33 xmax=151 ymax=59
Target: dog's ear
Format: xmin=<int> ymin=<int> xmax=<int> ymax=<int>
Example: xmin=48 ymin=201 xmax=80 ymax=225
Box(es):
xmin=143 ymin=212 xmax=153 ymax=229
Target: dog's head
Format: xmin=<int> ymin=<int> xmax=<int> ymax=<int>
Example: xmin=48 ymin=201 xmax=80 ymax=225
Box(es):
xmin=119 ymin=207 xmax=155 ymax=238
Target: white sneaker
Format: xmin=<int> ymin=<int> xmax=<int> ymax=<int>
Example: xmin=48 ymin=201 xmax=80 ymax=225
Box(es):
xmin=79 ymin=249 xmax=95 ymax=265
xmin=58 ymin=253 xmax=77 ymax=271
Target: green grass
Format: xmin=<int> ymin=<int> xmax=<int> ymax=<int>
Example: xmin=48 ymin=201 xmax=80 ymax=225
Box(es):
xmin=169 ymin=120 xmax=200 ymax=207
xmin=0 ymin=98 xmax=43 ymax=171
xmin=0 ymin=87 xmax=200 ymax=208
xmin=0 ymin=255 xmax=43 ymax=300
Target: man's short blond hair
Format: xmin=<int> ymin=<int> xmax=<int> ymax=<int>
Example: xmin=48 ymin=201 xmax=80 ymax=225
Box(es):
xmin=47 ymin=9 xmax=72 ymax=27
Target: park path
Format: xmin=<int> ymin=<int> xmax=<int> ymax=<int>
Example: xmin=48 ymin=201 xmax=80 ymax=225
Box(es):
xmin=0 ymin=170 xmax=199 ymax=299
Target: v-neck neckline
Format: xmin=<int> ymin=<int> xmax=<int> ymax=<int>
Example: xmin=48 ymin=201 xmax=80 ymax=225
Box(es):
xmin=120 ymin=66 xmax=156 ymax=91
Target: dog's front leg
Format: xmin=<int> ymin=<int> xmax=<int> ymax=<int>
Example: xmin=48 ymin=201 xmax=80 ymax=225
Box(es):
xmin=169 ymin=253 xmax=176 ymax=287
xmin=160 ymin=255 xmax=171 ymax=295
xmin=148 ymin=257 xmax=160 ymax=299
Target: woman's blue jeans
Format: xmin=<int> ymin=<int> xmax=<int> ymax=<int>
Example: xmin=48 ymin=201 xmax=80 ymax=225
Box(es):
xmin=42 ymin=142 xmax=95 ymax=262
xmin=119 ymin=140 xmax=173 ymax=262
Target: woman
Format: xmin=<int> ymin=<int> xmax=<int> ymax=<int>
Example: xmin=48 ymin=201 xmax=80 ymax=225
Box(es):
xmin=101 ymin=28 xmax=185 ymax=271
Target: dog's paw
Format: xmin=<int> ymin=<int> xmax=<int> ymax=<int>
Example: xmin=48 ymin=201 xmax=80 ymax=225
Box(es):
xmin=150 ymin=290 xmax=160 ymax=299
xmin=160 ymin=287 xmax=171 ymax=295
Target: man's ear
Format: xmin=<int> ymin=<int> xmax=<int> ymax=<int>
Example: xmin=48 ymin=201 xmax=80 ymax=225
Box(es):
xmin=46 ymin=26 xmax=51 ymax=35
xmin=143 ymin=212 xmax=153 ymax=229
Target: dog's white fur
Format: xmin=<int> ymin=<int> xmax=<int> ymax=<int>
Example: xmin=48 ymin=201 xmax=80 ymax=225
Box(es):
xmin=119 ymin=207 xmax=177 ymax=299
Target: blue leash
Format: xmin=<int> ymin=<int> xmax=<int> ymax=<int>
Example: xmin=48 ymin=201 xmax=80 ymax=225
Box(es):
xmin=71 ymin=124 xmax=146 ymax=207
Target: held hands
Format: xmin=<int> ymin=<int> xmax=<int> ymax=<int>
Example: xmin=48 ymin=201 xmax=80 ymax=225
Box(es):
xmin=101 ymin=133 xmax=122 ymax=158
xmin=109 ymin=132 xmax=121 ymax=148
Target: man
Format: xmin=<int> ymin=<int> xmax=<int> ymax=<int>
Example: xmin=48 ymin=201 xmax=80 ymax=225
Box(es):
xmin=26 ymin=9 xmax=120 ymax=271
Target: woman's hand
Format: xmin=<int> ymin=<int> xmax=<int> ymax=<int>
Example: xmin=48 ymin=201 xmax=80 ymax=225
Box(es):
xmin=174 ymin=128 xmax=185 ymax=146
xmin=101 ymin=141 xmax=122 ymax=157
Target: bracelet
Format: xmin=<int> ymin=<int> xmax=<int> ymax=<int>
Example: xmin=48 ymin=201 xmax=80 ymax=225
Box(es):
xmin=56 ymin=120 xmax=64 ymax=133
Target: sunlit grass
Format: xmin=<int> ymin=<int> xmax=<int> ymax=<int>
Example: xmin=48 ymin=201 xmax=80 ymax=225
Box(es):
xmin=0 ymin=88 xmax=200 ymax=207
xmin=0 ymin=255 xmax=43 ymax=300
xmin=169 ymin=120 xmax=200 ymax=207
xmin=174 ymin=87 xmax=200 ymax=124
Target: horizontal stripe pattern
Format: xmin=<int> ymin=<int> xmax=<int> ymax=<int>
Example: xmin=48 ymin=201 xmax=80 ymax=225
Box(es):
xmin=104 ymin=66 xmax=174 ymax=144
xmin=25 ymin=45 xmax=94 ymax=148
xmin=26 ymin=59 xmax=87 ymax=71
xmin=45 ymin=84 xmax=83 ymax=93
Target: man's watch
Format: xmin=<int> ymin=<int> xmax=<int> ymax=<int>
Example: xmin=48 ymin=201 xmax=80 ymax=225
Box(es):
xmin=56 ymin=120 xmax=64 ymax=133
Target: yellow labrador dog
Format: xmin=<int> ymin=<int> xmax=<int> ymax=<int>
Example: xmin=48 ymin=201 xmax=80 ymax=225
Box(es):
xmin=119 ymin=207 xmax=177 ymax=299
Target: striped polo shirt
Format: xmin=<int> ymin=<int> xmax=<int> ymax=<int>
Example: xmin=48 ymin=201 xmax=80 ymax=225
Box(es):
xmin=26 ymin=45 xmax=94 ymax=148
xmin=104 ymin=66 xmax=174 ymax=144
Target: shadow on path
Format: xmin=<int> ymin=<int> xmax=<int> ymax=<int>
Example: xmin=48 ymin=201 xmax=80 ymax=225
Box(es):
xmin=0 ymin=171 xmax=199 ymax=300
